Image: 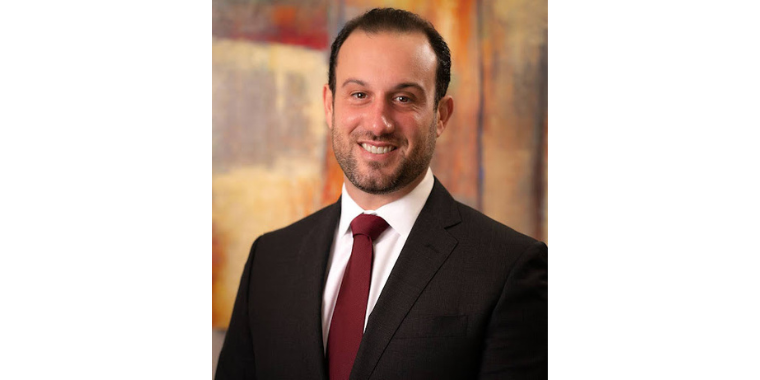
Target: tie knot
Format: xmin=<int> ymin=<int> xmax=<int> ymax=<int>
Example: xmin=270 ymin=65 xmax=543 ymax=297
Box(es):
xmin=350 ymin=214 xmax=389 ymax=241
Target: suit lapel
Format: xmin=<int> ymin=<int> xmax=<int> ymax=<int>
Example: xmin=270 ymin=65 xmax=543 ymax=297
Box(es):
xmin=351 ymin=179 xmax=461 ymax=380
xmin=292 ymin=200 xmax=341 ymax=380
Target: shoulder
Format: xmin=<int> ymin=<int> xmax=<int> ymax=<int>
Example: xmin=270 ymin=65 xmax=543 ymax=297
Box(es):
xmin=253 ymin=200 xmax=340 ymax=249
xmin=453 ymin=201 xmax=543 ymax=249
xmin=426 ymin=177 xmax=545 ymax=255
xmin=443 ymin=199 xmax=547 ymax=278
xmin=445 ymin=200 xmax=547 ymax=298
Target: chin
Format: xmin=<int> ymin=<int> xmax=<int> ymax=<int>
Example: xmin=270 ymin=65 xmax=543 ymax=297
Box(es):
xmin=352 ymin=175 xmax=399 ymax=195
xmin=352 ymin=165 xmax=417 ymax=195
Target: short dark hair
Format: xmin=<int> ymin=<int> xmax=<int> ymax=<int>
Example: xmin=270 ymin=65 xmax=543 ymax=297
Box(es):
xmin=328 ymin=8 xmax=452 ymax=107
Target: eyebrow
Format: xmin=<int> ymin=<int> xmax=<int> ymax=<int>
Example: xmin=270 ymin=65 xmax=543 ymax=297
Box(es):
xmin=341 ymin=79 xmax=366 ymax=88
xmin=393 ymin=82 xmax=425 ymax=93
xmin=341 ymin=79 xmax=425 ymax=94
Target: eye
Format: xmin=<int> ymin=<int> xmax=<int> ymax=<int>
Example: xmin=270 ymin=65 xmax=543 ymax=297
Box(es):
xmin=351 ymin=92 xmax=367 ymax=99
xmin=395 ymin=96 xmax=411 ymax=103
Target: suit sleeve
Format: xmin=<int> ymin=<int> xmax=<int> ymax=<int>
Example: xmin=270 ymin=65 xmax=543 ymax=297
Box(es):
xmin=215 ymin=237 xmax=260 ymax=380
xmin=479 ymin=241 xmax=548 ymax=380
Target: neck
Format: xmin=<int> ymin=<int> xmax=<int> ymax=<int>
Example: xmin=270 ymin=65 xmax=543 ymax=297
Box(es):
xmin=344 ymin=172 xmax=427 ymax=210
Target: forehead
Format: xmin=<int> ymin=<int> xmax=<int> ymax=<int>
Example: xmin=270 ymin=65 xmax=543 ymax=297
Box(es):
xmin=335 ymin=30 xmax=437 ymax=90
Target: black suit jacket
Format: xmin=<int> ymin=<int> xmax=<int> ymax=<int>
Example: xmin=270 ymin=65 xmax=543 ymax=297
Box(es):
xmin=216 ymin=179 xmax=547 ymax=380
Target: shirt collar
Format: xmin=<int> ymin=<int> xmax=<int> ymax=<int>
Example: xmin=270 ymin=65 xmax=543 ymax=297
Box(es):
xmin=338 ymin=167 xmax=435 ymax=240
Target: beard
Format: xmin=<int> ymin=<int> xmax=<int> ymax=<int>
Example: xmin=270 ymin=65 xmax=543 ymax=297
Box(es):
xmin=331 ymin=115 xmax=437 ymax=195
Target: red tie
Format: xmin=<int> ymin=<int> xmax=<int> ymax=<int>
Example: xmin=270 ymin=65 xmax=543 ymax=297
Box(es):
xmin=327 ymin=214 xmax=389 ymax=380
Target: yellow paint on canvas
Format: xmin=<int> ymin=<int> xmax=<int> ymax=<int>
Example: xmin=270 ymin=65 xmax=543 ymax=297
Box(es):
xmin=212 ymin=39 xmax=329 ymax=328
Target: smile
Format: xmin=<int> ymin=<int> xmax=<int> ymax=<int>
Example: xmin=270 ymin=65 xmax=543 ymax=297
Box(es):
xmin=361 ymin=143 xmax=396 ymax=154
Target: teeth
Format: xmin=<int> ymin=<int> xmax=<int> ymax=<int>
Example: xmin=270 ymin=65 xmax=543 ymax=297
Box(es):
xmin=361 ymin=143 xmax=395 ymax=154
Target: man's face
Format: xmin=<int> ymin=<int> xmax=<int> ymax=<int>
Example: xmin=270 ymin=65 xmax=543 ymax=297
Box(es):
xmin=324 ymin=30 xmax=450 ymax=196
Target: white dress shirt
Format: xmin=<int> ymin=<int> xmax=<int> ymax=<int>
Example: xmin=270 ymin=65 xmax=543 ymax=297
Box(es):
xmin=321 ymin=168 xmax=435 ymax=350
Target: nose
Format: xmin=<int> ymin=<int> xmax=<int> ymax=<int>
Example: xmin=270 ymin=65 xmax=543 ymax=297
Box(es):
xmin=367 ymin=98 xmax=395 ymax=136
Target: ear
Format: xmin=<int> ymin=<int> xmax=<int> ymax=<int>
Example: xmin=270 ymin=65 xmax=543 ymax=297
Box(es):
xmin=435 ymin=95 xmax=454 ymax=137
xmin=323 ymin=84 xmax=334 ymax=130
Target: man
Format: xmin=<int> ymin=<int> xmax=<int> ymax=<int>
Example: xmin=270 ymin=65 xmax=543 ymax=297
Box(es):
xmin=216 ymin=8 xmax=547 ymax=380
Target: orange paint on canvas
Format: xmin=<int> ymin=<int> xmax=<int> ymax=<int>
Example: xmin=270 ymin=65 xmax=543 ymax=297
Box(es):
xmin=321 ymin=134 xmax=344 ymax=205
xmin=272 ymin=6 xmax=298 ymax=25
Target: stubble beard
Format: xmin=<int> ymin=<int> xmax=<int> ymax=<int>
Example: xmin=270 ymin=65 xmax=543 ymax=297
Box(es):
xmin=332 ymin=115 xmax=437 ymax=195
